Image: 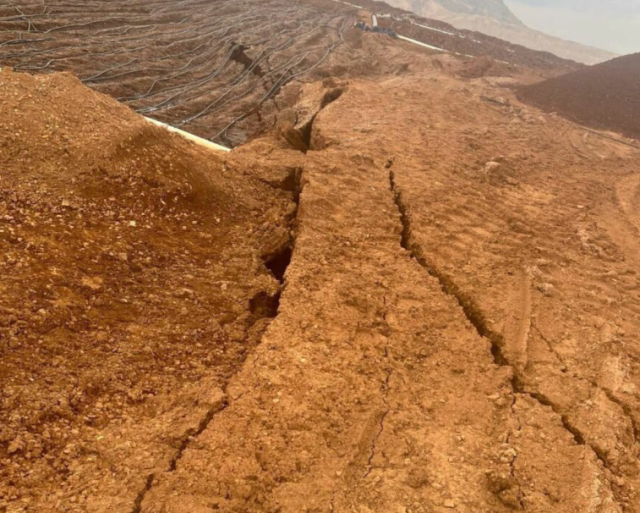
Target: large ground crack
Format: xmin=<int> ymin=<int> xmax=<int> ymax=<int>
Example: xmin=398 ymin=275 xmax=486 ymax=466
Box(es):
xmin=533 ymin=323 xmax=639 ymax=443
xmin=131 ymin=167 xmax=304 ymax=513
xmin=387 ymin=168 xmax=625 ymax=500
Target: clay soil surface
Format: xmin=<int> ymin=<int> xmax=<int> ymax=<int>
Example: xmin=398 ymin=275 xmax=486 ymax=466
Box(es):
xmin=2 ymin=7 xmax=640 ymax=513
xmin=0 ymin=68 xmax=296 ymax=512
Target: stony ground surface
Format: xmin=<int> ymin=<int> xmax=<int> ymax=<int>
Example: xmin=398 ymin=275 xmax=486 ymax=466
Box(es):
xmin=1 ymin=10 xmax=640 ymax=513
xmin=0 ymin=68 xmax=295 ymax=513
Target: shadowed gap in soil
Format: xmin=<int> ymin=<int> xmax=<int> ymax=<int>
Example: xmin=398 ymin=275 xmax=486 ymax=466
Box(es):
xmin=130 ymin=398 xmax=227 ymax=513
xmin=131 ymin=166 xmax=304 ymax=513
xmin=265 ymin=246 xmax=293 ymax=283
xmin=256 ymin=164 xmax=303 ymax=317
xmin=229 ymin=42 xmax=265 ymax=77
xmin=299 ymin=87 xmax=345 ymax=151
xmin=387 ymin=168 xmax=623 ymax=488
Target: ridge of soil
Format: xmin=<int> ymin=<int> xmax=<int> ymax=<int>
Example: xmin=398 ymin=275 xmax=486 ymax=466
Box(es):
xmin=518 ymin=52 xmax=640 ymax=141
xmin=0 ymin=68 xmax=295 ymax=512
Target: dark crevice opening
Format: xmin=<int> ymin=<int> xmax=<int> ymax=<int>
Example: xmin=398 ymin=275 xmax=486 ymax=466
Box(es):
xmin=299 ymin=114 xmax=316 ymax=151
xmin=131 ymin=475 xmax=154 ymax=513
xmin=390 ymin=170 xmax=511 ymax=366
xmin=256 ymin=166 xmax=303 ymax=317
xmin=168 ymin=399 xmax=228 ymax=472
xmin=229 ymin=42 xmax=264 ymax=77
xmin=265 ymin=246 xmax=293 ymax=284
xmin=130 ymin=166 xmax=304 ymax=513
xmin=299 ymin=87 xmax=345 ymax=151
xmin=130 ymin=398 xmax=228 ymax=513
xmin=249 ymin=290 xmax=281 ymax=320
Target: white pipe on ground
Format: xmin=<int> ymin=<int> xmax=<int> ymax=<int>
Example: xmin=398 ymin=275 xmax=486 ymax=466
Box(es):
xmin=144 ymin=117 xmax=231 ymax=153
xmin=397 ymin=35 xmax=445 ymax=53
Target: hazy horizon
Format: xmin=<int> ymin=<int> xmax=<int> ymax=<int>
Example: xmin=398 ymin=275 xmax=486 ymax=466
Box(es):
xmin=504 ymin=0 xmax=640 ymax=55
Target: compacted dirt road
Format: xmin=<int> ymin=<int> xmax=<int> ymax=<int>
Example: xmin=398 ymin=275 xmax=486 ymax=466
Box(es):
xmin=1 ymin=11 xmax=640 ymax=513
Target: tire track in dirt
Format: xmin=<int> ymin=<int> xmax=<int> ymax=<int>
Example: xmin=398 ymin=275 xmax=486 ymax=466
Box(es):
xmin=616 ymin=174 xmax=640 ymax=237
xmin=502 ymin=270 xmax=532 ymax=374
xmin=364 ymin=67 xmax=640 ymax=510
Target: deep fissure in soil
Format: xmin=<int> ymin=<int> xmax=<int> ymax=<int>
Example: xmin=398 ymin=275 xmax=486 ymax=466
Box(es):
xmin=387 ymin=168 xmax=623 ymax=489
xmin=131 ymin=166 xmax=304 ymax=512
xmin=300 ymin=87 xmax=345 ymax=151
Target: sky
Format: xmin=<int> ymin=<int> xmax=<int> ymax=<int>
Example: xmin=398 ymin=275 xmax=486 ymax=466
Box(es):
xmin=504 ymin=0 xmax=640 ymax=54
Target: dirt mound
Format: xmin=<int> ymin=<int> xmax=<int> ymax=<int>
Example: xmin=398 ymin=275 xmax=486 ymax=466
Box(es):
xmin=518 ymin=53 xmax=640 ymax=140
xmin=0 ymin=68 xmax=294 ymax=512
xmin=454 ymin=55 xmax=515 ymax=78
xmin=1 ymin=69 xmax=229 ymax=204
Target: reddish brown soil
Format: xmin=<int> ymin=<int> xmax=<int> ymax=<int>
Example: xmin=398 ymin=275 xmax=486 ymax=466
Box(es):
xmin=143 ymin=48 xmax=640 ymax=513
xmin=2 ymin=8 xmax=640 ymax=513
xmin=0 ymin=68 xmax=295 ymax=512
xmin=518 ymin=52 xmax=640 ymax=141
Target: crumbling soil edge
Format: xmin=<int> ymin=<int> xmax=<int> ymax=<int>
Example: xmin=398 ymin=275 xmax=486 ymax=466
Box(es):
xmin=131 ymin=166 xmax=305 ymax=513
xmin=300 ymin=86 xmax=346 ymax=151
xmin=130 ymin=399 xmax=228 ymax=513
xmin=387 ymin=168 xmax=624 ymax=505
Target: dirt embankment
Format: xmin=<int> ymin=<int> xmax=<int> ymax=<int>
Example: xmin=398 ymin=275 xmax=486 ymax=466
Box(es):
xmin=518 ymin=52 xmax=640 ymax=141
xmin=0 ymin=68 xmax=296 ymax=513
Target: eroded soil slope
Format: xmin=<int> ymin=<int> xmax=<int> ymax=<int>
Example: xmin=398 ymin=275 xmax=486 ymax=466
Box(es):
xmin=0 ymin=68 xmax=295 ymax=513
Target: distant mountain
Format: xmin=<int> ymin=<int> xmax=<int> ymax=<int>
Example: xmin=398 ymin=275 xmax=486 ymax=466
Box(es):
xmin=434 ymin=0 xmax=521 ymax=24
xmin=387 ymin=0 xmax=617 ymax=64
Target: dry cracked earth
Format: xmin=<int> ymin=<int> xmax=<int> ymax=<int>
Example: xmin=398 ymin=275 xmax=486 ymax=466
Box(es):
xmin=1 ymin=4 xmax=640 ymax=513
